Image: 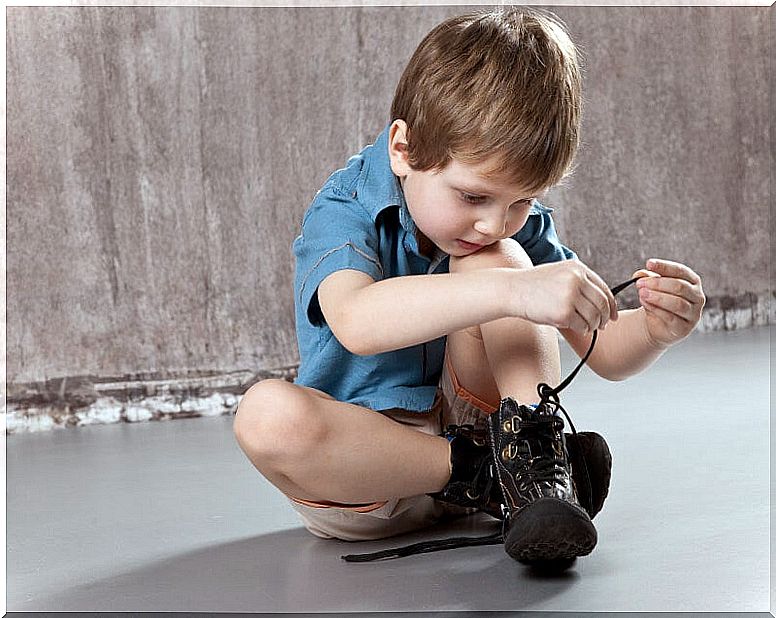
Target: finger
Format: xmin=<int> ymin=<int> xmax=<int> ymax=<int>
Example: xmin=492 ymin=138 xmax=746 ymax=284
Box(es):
xmin=582 ymin=268 xmax=618 ymax=322
xmin=640 ymin=298 xmax=692 ymax=337
xmin=630 ymin=268 xmax=660 ymax=280
xmin=640 ymin=276 xmax=706 ymax=312
xmin=569 ymin=293 xmax=603 ymax=332
xmin=572 ymin=305 xmax=604 ymax=335
xmin=638 ymin=287 xmax=694 ymax=320
xmin=566 ymin=308 xmax=589 ymax=335
xmin=579 ymin=282 xmax=611 ymax=329
xmin=646 ymin=258 xmax=701 ymax=284
xmin=638 ymin=276 xmax=699 ymax=304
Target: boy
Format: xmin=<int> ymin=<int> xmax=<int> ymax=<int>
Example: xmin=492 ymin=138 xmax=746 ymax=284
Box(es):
xmin=234 ymin=7 xmax=705 ymax=566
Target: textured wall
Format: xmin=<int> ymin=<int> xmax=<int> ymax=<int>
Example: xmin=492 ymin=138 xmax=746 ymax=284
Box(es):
xmin=6 ymin=6 xmax=771 ymax=430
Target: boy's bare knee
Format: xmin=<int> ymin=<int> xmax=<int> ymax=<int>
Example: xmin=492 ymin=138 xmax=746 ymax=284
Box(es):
xmin=234 ymin=379 xmax=326 ymax=461
xmin=233 ymin=378 xmax=286 ymax=446
xmin=449 ymin=238 xmax=533 ymax=273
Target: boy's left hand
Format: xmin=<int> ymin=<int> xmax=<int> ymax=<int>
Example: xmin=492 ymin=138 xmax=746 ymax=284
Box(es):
xmin=633 ymin=258 xmax=706 ymax=349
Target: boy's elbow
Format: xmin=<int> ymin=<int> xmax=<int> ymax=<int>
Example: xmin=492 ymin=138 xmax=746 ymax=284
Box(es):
xmin=587 ymin=359 xmax=628 ymax=382
xmin=327 ymin=314 xmax=378 ymax=356
xmin=338 ymin=330 xmax=377 ymax=356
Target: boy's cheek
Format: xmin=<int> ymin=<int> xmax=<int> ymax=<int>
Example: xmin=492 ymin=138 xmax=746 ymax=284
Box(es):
xmin=505 ymin=213 xmax=530 ymax=238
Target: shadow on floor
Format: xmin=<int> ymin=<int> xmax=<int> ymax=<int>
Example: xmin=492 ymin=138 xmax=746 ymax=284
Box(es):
xmin=33 ymin=515 xmax=582 ymax=613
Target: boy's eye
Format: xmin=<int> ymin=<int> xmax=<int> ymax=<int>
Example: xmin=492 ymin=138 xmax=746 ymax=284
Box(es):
xmin=460 ymin=193 xmax=486 ymax=204
xmin=459 ymin=193 xmax=535 ymax=207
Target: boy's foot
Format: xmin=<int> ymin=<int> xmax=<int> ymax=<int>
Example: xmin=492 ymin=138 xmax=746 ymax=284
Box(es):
xmin=489 ymin=397 xmax=597 ymax=565
xmin=429 ymin=425 xmax=612 ymax=522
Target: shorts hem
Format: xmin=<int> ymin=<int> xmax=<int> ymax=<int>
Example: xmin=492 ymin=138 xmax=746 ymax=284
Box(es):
xmin=444 ymin=354 xmax=499 ymax=414
xmin=288 ymin=495 xmax=388 ymax=513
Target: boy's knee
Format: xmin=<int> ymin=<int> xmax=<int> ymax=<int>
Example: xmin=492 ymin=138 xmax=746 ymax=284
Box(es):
xmin=449 ymin=238 xmax=533 ymax=273
xmin=234 ymin=379 xmax=325 ymax=460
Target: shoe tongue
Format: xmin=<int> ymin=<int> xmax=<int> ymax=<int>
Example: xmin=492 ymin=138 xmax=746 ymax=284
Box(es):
xmin=515 ymin=405 xmax=538 ymax=422
xmin=501 ymin=398 xmax=558 ymax=423
xmin=518 ymin=403 xmax=553 ymax=421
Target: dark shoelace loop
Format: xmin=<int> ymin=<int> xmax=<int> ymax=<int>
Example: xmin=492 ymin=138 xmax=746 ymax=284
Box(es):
xmin=507 ymin=414 xmax=566 ymax=484
xmin=341 ymin=276 xmax=642 ymax=562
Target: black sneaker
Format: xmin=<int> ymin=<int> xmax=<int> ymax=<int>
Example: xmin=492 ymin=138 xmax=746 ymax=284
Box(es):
xmin=489 ymin=397 xmax=597 ymax=565
xmin=427 ymin=424 xmax=503 ymax=519
xmin=428 ymin=424 xmax=612 ymax=522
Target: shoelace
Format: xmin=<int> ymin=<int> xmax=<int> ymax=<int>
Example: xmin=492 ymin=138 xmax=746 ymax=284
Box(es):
xmin=341 ymin=276 xmax=640 ymax=562
xmin=506 ymin=414 xmax=567 ymax=486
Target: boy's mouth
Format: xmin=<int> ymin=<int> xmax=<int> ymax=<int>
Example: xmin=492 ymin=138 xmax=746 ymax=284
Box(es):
xmin=456 ymin=239 xmax=484 ymax=251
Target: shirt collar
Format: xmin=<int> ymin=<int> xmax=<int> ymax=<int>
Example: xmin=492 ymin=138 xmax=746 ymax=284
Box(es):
xmin=357 ymin=124 xmax=407 ymax=223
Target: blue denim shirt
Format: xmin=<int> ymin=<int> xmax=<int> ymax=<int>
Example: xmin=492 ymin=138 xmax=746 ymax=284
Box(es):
xmin=292 ymin=124 xmax=576 ymax=413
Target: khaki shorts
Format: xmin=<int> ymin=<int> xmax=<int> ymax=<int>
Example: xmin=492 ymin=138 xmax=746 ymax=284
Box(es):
xmin=287 ymin=354 xmax=498 ymax=542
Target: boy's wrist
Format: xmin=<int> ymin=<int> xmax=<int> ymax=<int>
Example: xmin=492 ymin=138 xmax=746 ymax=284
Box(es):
xmin=638 ymin=307 xmax=671 ymax=352
xmin=502 ymin=268 xmax=529 ymax=321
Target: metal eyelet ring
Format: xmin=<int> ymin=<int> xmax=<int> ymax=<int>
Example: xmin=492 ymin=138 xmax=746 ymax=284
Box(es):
xmin=502 ymin=419 xmax=512 ymax=433
xmin=501 ymin=443 xmax=518 ymax=461
xmin=465 ymin=489 xmax=479 ymax=500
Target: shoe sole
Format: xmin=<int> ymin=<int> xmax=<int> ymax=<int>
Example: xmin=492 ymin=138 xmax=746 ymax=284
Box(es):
xmin=503 ymin=497 xmax=597 ymax=564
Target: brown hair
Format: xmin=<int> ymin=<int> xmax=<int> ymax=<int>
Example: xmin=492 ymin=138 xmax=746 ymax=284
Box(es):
xmin=390 ymin=7 xmax=582 ymax=194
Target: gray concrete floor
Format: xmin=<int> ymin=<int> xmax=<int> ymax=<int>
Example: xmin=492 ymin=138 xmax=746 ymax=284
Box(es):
xmin=6 ymin=326 xmax=771 ymax=613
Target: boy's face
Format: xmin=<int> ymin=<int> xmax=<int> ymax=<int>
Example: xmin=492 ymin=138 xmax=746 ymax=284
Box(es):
xmin=388 ymin=121 xmax=541 ymax=257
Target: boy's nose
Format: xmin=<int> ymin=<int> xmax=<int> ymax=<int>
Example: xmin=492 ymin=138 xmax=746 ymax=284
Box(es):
xmin=474 ymin=214 xmax=507 ymax=239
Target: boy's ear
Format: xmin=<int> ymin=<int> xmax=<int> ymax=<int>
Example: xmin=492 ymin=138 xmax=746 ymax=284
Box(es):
xmin=388 ymin=119 xmax=413 ymax=177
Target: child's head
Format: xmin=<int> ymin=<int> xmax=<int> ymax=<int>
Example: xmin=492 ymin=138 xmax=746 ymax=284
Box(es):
xmin=390 ymin=7 xmax=582 ymax=195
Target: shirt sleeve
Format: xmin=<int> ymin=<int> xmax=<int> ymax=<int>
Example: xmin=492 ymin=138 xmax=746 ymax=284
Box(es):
xmin=293 ymin=186 xmax=384 ymax=327
xmin=512 ymin=202 xmax=577 ymax=265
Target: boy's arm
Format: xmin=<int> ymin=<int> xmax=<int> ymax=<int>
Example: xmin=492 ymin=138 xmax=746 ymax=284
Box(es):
xmin=559 ymin=258 xmax=705 ymax=381
xmin=318 ymin=268 xmax=515 ymax=356
xmin=559 ymin=308 xmax=667 ymax=381
xmin=318 ymin=258 xmax=618 ymax=356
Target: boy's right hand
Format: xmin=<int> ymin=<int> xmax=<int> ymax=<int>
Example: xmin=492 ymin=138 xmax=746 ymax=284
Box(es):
xmin=507 ymin=260 xmax=618 ymax=334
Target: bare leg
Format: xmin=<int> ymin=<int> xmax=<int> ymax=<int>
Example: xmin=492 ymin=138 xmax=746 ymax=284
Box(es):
xmin=447 ymin=239 xmax=561 ymax=406
xmin=233 ymin=379 xmax=451 ymax=504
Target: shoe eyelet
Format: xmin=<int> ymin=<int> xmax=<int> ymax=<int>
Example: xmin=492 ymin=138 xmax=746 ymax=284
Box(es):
xmin=502 ymin=419 xmax=512 ymax=433
xmin=501 ymin=443 xmax=518 ymax=461
xmin=465 ymin=489 xmax=479 ymax=500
